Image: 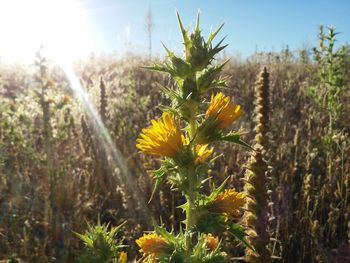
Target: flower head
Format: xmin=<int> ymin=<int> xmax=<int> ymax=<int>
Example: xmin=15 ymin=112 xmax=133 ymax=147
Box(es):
xmin=204 ymin=233 xmax=220 ymax=251
xmin=195 ymin=144 xmax=213 ymax=164
xmin=182 ymin=135 xmax=213 ymax=164
xmin=212 ymin=189 xmax=246 ymax=217
xmin=136 ymin=233 xmax=170 ymax=256
xmin=136 ymin=112 xmax=183 ymax=157
xmin=206 ymin=92 xmax=242 ymax=129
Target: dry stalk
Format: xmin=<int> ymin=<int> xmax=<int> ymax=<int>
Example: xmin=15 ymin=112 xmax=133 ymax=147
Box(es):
xmin=99 ymin=76 xmax=107 ymax=124
xmin=243 ymin=67 xmax=271 ymax=262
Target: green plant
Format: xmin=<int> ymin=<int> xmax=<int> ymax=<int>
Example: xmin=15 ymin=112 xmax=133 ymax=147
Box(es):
xmin=310 ymin=26 xmax=348 ymax=135
xmin=135 ymin=13 xmax=251 ymax=262
xmin=75 ymin=217 xmax=127 ymax=263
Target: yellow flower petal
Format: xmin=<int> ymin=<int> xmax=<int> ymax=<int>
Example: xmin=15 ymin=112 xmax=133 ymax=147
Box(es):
xmin=195 ymin=144 xmax=213 ymax=164
xmin=212 ymin=189 xmax=246 ymax=217
xmin=118 ymin=251 xmax=127 ymax=263
xmin=136 ymin=112 xmax=183 ymax=157
xmin=204 ymin=233 xmax=220 ymax=251
xmin=206 ymin=92 xmax=242 ymax=129
xmin=136 ymin=233 xmax=170 ymax=256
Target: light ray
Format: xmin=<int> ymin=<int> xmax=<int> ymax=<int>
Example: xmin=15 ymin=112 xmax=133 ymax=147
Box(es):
xmin=0 ymin=0 xmax=154 ymax=224
xmin=60 ymin=61 xmax=154 ymax=224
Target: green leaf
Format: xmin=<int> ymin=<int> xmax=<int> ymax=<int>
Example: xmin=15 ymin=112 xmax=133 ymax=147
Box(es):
xmin=211 ymin=80 xmax=228 ymax=88
xmin=228 ymin=224 xmax=254 ymax=251
xmin=74 ymin=232 xmax=94 ymax=247
xmin=207 ymin=176 xmax=230 ymax=201
xmin=206 ymin=23 xmax=224 ymax=47
xmin=158 ymin=105 xmax=181 ymax=117
xmin=158 ymin=84 xmax=181 ymax=100
xmin=176 ymin=12 xmax=191 ymax=49
xmin=195 ymin=12 xmax=201 ymax=33
xmin=149 ymin=166 xmax=167 ymax=203
xmin=196 ymin=59 xmax=230 ymax=92
xmin=177 ymin=200 xmax=189 ymax=212
xmin=155 ymin=226 xmax=178 ymax=244
xmin=221 ymin=132 xmax=254 ymax=150
xmin=142 ymin=64 xmax=171 ymax=74
xmin=209 ymin=36 xmax=228 ymax=58
xmin=161 ymin=42 xmax=175 ymax=58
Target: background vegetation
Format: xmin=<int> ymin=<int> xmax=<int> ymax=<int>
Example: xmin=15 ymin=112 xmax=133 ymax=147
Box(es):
xmin=0 ymin=27 xmax=349 ymax=262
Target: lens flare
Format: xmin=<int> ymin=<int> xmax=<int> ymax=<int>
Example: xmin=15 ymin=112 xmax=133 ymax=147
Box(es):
xmin=0 ymin=0 xmax=94 ymax=63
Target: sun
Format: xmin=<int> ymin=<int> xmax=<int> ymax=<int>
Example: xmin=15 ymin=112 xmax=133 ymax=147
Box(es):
xmin=0 ymin=0 xmax=95 ymax=64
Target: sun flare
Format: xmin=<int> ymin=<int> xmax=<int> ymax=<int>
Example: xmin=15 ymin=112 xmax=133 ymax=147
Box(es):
xmin=0 ymin=0 xmax=94 ymax=64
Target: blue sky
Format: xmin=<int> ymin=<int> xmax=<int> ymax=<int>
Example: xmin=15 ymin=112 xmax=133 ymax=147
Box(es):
xmin=0 ymin=0 xmax=349 ymax=63
xmin=85 ymin=0 xmax=350 ymax=57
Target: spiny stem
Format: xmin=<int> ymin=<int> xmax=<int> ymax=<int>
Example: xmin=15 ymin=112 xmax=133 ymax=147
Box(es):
xmin=185 ymin=112 xmax=197 ymax=261
xmin=185 ymin=167 xmax=195 ymax=261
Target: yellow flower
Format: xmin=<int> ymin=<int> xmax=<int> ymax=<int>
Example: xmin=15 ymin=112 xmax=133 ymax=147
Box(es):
xmin=204 ymin=233 xmax=220 ymax=251
xmin=206 ymin=92 xmax=242 ymax=129
xmin=182 ymin=135 xmax=213 ymax=164
xmin=212 ymin=189 xmax=246 ymax=217
xmin=195 ymin=144 xmax=213 ymax=164
xmin=118 ymin=251 xmax=127 ymax=263
xmin=136 ymin=112 xmax=183 ymax=157
xmin=136 ymin=233 xmax=170 ymax=256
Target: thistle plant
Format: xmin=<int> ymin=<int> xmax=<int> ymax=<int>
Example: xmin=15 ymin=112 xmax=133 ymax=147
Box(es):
xmin=135 ymin=13 xmax=251 ymax=262
xmin=75 ymin=218 xmax=127 ymax=263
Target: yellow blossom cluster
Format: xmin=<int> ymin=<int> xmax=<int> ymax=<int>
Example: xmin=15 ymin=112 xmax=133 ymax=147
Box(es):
xmin=136 ymin=233 xmax=170 ymax=256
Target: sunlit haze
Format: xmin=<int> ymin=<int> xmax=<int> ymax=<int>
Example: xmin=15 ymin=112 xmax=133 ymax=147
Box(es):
xmin=0 ymin=0 xmax=95 ymax=64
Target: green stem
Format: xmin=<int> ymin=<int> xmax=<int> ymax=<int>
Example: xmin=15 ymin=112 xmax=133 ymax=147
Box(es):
xmin=328 ymin=112 xmax=333 ymax=182
xmin=185 ymin=169 xmax=195 ymax=261
xmin=185 ymin=115 xmax=197 ymax=262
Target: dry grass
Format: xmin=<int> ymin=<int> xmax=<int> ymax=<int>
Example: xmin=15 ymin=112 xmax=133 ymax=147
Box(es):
xmin=0 ymin=48 xmax=349 ymax=262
